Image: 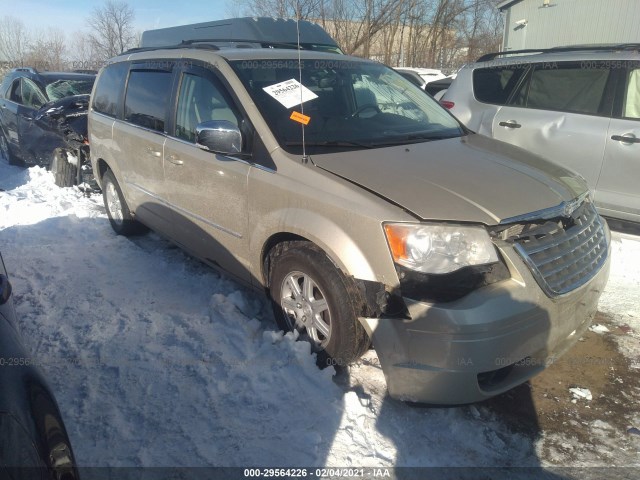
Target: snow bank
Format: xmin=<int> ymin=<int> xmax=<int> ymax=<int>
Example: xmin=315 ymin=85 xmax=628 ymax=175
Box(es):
xmin=1 ymin=158 xmax=638 ymax=469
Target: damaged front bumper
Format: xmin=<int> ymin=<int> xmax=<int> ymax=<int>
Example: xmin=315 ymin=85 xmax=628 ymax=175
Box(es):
xmin=359 ymin=239 xmax=611 ymax=405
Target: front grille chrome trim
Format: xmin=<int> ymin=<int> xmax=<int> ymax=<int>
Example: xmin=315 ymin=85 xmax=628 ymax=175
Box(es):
xmin=500 ymin=191 xmax=589 ymax=225
xmin=512 ymin=200 xmax=608 ymax=297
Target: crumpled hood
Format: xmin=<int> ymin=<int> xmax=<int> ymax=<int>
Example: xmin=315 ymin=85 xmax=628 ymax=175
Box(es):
xmin=311 ymin=134 xmax=587 ymax=225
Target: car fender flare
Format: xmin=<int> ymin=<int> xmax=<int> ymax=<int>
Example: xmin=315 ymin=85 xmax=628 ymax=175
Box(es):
xmin=253 ymin=208 xmax=379 ymax=285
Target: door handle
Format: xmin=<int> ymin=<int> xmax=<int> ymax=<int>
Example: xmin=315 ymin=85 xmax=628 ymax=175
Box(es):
xmin=167 ymin=154 xmax=183 ymax=165
xmin=499 ymin=120 xmax=522 ymax=129
xmin=611 ymin=134 xmax=640 ymax=145
xmin=146 ymin=146 xmax=162 ymax=157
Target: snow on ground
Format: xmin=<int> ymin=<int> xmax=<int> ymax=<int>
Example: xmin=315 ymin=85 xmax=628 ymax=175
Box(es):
xmin=597 ymin=230 xmax=640 ymax=362
xmin=1 ymin=159 xmax=639 ymax=473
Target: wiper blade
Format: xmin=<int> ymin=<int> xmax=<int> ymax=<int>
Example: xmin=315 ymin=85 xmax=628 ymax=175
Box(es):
xmin=285 ymin=140 xmax=374 ymax=149
xmin=405 ymin=132 xmax=461 ymax=141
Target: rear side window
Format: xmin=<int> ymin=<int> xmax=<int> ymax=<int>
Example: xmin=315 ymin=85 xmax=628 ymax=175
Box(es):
xmin=93 ymin=62 xmax=128 ymax=117
xmin=473 ymin=66 xmax=525 ymax=105
xmin=8 ymin=79 xmax=21 ymax=104
xmin=124 ymin=70 xmax=172 ymax=132
xmin=524 ymin=65 xmax=610 ymax=115
xmin=623 ymin=68 xmax=640 ymax=120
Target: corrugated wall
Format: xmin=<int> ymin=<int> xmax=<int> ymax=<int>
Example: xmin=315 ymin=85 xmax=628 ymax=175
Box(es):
xmin=503 ymin=0 xmax=640 ymax=50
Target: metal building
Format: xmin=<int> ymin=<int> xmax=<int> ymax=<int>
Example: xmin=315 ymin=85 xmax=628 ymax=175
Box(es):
xmin=499 ymin=0 xmax=640 ymax=51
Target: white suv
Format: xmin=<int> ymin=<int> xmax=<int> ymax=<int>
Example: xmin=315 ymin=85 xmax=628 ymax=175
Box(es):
xmin=442 ymin=45 xmax=640 ymax=224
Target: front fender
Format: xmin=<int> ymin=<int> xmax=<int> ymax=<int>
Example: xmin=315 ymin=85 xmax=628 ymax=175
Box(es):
xmin=250 ymin=207 xmax=392 ymax=286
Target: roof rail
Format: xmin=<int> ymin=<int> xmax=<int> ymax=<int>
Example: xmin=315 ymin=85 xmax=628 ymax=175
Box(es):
xmin=477 ymin=43 xmax=640 ymax=62
xmin=124 ymin=38 xmax=335 ymax=56
xmin=124 ymin=42 xmax=221 ymax=55
xmin=10 ymin=67 xmax=38 ymax=74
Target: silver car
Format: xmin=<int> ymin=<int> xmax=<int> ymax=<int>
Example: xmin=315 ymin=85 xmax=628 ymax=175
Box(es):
xmin=88 ymin=28 xmax=610 ymax=404
xmin=442 ymin=45 xmax=640 ymax=224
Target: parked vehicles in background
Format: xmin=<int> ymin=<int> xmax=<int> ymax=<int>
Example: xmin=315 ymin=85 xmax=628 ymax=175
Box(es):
xmin=426 ymin=75 xmax=454 ymax=100
xmin=88 ymin=18 xmax=610 ymax=404
xmin=394 ymin=68 xmax=453 ymax=100
xmin=442 ymin=44 xmax=640 ymax=224
xmin=394 ymin=68 xmax=427 ymax=89
xmin=0 ymin=68 xmax=95 ymax=187
xmin=396 ymin=67 xmax=446 ymax=85
xmin=0 ymin=252 xmax=79 ymax=479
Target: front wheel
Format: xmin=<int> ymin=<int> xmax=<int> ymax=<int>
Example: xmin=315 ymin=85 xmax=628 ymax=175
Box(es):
xmin=102 ymin=169 xmax=148 ymax=236
xmin=269 ymin=242 xmax=369 ymax=367
xmin=50 ymin=149 xmax=77 ymax=187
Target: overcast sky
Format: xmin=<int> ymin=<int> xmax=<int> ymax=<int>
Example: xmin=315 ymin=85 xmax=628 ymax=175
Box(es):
xmin=0 ymin=0 xmax=238 ymax=34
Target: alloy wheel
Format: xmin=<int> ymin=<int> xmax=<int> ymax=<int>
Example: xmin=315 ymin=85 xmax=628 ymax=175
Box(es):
xmin=105 ymin=181 xmax=124 ymax=226
xmin=280 ymin=271 xmax=332 ymax=349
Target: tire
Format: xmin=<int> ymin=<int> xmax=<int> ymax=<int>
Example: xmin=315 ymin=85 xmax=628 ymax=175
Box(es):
xmin=268 ymin=241 xmax=370 ymax=367
xmin=0 ymin=131 xmax=22 ymax=166
xmin=102 ymin=169 xmax=148 ymax=236
xmin=50 ymin=149 xmax=77 ymax=188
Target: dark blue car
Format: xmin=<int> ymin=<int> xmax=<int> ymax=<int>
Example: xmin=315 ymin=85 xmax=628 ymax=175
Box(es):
xmin=0 ymin=252 xmax=79 ymax=479
xmin=0 ymin=68 xmax=95 ymax=187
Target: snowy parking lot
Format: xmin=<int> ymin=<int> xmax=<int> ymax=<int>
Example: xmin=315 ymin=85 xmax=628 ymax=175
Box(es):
xmin=1 ymin=160 xmax=639 ymax=477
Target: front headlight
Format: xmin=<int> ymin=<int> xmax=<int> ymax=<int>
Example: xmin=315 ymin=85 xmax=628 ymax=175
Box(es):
xmin=384 ymin=223 xmax=499 ymax=274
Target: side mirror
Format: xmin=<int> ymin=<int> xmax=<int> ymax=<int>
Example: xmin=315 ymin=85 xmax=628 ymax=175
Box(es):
xmin=195 ymin=120 xmax=242 ymax=155
xmin=0 ymin=274 xmax=12 ymax=306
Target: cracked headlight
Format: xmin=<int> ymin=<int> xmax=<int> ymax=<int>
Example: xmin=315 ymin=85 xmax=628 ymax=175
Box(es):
xmin=384 ymin=223 xmax=499 ymax=274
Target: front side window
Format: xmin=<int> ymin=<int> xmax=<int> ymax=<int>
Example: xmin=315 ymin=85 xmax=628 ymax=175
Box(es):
xmin=175 ymin=73 xmax=239 ymax=142
xmin=524 ymin=64 xmax=610 ymax=115
xmin=623 ymin=69 xmax=640 ymax=120
xmin=231 ymin=59 xmax=463 ymax=153
xmin=124 ymin=70 xmax=172 ymax=132
xmin=20 ymin=78 xmax=47 ymax=109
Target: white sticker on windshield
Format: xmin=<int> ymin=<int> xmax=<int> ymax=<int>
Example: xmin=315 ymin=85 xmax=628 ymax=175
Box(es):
xmin=263 ymin=79 xmax=318 ymax=109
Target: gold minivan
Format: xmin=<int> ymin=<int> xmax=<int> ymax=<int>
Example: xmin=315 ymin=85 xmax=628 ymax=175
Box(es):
xmin=88 ymin=24 xmax=610 ymax=404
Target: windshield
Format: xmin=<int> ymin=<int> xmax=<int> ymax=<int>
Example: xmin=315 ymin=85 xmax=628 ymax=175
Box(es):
xmin=231 ymin=59 xmax=463 ymax=153
xmin=44 ymin=78 xmax=95 ymax=102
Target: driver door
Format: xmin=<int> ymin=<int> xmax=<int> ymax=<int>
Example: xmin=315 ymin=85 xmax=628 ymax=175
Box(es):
xmin=17 ymin=78 xmax=48 ymax=162
xmin=163 ymin=64 xmax=252 ymax=283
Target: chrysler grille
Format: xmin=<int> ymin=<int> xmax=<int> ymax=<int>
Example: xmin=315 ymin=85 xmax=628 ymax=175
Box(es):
xmin=511 ymin=201 xmax=608 ymax=297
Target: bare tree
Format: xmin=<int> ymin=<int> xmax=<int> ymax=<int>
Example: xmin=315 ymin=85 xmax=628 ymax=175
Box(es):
xmin=240 ymin=0 xmax=324 ymax=19
xmin=0 ymin=16 xmax=31 ymax=68
xmin=68 ymin=32 xmax=101 ymax=72
xmin=27 ymin=28 xmax=67 ymax=71
xmin=87 ymin=0 xmax=136 ymax=61
xmin=318 ymin=0 xmax=408 ymax=56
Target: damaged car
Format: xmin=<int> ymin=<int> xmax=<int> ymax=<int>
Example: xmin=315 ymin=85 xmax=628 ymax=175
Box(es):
xmin=89 ymin=18 xmax=611 ymax=404
xmin=441 ymin=44 xmax=640 ymax=224
xmin=0 ymin=68 xmax=95 ymax=187
xmin=0 ymin=251 xmax=80 ymax=478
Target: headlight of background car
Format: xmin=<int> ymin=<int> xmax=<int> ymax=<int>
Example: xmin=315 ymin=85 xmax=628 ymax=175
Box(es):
xmin=384 ymin=223 xmax=499 ymax=274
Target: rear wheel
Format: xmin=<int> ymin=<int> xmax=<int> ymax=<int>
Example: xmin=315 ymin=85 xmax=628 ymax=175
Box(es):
xmin=0 ymin=132 xmax=21 ymax=166
xmin=102 ymin=169 xmax=148 ymax=236
xmin=269 ymin=242 xmax=369 ymax=367
xmin=50 ymin=149 xmax=77 ymax=187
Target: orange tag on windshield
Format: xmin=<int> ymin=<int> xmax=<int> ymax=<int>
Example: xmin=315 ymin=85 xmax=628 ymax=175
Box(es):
xmin=290 ymin=111 xmax=311 ymax=125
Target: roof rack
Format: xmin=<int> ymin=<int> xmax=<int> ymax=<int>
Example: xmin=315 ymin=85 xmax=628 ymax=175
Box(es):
xmin=139 ymin=17 xmax=342 ymax=53
xmin=10 ymin=67 xmax=38 ymax=74
xmin=477 ymin=43 xmax=640 ymax=62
